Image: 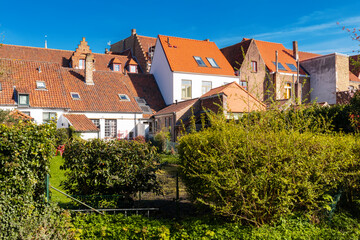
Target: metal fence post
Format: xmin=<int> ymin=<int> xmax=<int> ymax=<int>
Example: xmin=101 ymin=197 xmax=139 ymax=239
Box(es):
xmin=45 ymin=174 xmax=50 ymax=203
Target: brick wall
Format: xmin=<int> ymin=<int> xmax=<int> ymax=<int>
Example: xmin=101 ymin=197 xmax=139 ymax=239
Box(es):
xmin=335 ymin=54 xmax=350 ymax=92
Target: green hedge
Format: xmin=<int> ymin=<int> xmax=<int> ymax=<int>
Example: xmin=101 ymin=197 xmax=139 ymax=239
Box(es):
xmin=61 ymin=139 xmax=161 ymax=197
xmin=178 ymin=111 xmax=360 ymax=226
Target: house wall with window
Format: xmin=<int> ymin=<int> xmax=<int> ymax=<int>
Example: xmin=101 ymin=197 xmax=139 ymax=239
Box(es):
xmin=173 ymin=72 xmax=239 ymax=103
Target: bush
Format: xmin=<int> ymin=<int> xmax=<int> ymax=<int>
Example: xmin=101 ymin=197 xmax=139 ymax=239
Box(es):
xmin=178 ymin=110 xmax=360 ymax=226
xmin=61 ymin=139 xmax=161 ymax=198
xmin=153 ymin=128 xmax=171 ymax=152
xmin=0 ymin=121 xmax=74 ymax=238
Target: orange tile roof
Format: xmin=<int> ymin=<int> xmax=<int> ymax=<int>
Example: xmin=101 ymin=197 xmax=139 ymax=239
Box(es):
xmin=9 ymin=109 xmax=34 ymax=121
xmin=137 ymin=36 xmax=157 ymax=53
xmin=201 ymin=82 xmax=266 ymax=112
xmin=297 ymin=51 xmax=321 ymax=61
xmin=0 ymin=58 xmax=166 ymax=114
xmin=158 ymin=35 xmax=236 ymax=76
xmin=253 ymin=40 xmax=306 ymax=75
xmin=63 ymin=114 xmax=99 ymax=132
xmin=349 ymin=71 xmax=360 ymax=82
xmin=0 ymin=44 xmax=129 ymax=71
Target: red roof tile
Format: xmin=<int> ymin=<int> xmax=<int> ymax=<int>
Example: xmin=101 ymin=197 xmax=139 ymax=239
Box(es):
xmin=137 ymin=36 xmax=157 ymax=54
xmin=220 ymin=38 xmax=251 ymax=70
xmin=153 ymin=98 xmax=198 ymax=116
xmin=63 ymin=114 xmax=99 ymax=132
xmin=9 ymin=109 xmax=34 ymax=121
xmin=158 ymin=35 xmax=235 ymax=76
xmin=201 ymin=82 xmax=266 ymax=112
xmin=350 ymin=71 xmax=360 ymax=82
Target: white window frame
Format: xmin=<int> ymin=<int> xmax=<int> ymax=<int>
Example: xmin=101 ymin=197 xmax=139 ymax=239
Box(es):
xmin=105 ymin=119 xmax=117 ymax=138
xmin=36 ymin=81 xmax=46 ymax=89
xmin=284 ymin=82 xmax=292 ymax=99
xmin=79 ymin=59 xmax=85 ymax=69
xmin=251 ymin=61 xmax=257 ymax=72
xmin=113 ymin=64 xmax=121 ymax=72
xmin=118 ymin=94 xmax=130 ymax=101
xmin=202 ymin=81 xmax=212 ymax=95
xmin=206 ymin=57 xmax=219 ymax=68
xmin=71 ymin=92 xmax=81 ymax=100
xmin=181 ymin=80 xmax=192 ymax=99
xmin=129 ymin=65 xmax=137 ymax=73
xmin=43 ymin=112 xmax=56 ymax=123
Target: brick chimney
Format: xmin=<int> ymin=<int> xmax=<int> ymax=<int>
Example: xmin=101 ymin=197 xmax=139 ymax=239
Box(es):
xmin=131 ymin=29 xmax=136 ymax=36
xmin=293 ymin=41 xmax=299 ymax=61
xmin=85 ymin=53 xmax=94 ymax=85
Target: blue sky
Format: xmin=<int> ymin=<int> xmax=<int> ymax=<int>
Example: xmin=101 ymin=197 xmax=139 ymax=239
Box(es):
xmin=1 ymin=0 xmax=360 ymax=55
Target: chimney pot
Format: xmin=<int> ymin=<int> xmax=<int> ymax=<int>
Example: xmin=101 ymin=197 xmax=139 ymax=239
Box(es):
xmin=204 ymin=39 xmax=209 ymax=42
xmin=131 ymin=29 xmax=136 ymax=36
xmin=85 ymin=53 xmax=94 ymax=85
xmin=105 ymin=48 xmax=109 ymax=54
xmin=293 ymin=41 xmax=299 ymax=61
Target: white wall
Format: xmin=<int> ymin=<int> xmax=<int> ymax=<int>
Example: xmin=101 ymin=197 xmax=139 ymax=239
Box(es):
xmin=80 ymin=132 xmax=99 ymax=140
xmin=150 ymin=38 xmax=174 ymax=105
xmin=173 ymin=72 xmax=239 ymax=103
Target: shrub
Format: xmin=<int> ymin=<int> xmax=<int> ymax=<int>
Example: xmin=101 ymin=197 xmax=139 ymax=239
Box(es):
xmin=178 ymin=110 xmax=360 ymax=226
xmin=153 ymin=128 xmax=171 ymax=152
xmin=61 ymin=139 xmax=161 ymax=198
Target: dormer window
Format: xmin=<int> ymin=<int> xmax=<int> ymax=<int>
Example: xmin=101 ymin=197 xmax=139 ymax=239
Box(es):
xmin=194 ymin=56 xmax=207 ymax=67
xmin=71 ymin=92 xmax=81 ymax=100
xmin=18 ymin=94 xmax=29 ymax=106
xmin=206 ymin=57 xmax=219 ymax=68
xmin=118 ymin=94 xmax=130 ymax=101
xmin=79 ymin=59 xmax=85 ymax=69
xmin=113 ymin=64 xmax=121 ymax=72
xmin=129 ymin=65 xmax=137 ymax=73
xmin=36 ymin=81 xmax=46 ymax=89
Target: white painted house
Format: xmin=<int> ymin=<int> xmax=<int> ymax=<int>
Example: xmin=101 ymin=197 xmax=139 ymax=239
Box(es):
xmin=0 ymin=39 xmax=166 ymax=140
xmin=150 ymin=35 xmax=239 ymax=105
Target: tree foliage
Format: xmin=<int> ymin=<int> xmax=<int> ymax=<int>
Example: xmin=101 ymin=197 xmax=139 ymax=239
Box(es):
xmin=61 ymin=139 xmax=161 ymax=197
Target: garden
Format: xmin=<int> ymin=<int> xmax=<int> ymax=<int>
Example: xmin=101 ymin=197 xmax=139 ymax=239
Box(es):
xmin=2 ymin=93 xmax=360 ymax=239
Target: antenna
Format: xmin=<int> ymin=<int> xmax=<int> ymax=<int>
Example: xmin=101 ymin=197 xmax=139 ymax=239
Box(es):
xmin=44 ymin=35 xmax=47 ymax=49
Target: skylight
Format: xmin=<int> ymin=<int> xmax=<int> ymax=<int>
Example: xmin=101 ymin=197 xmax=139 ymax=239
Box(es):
xmin=193 ymin=56 xmax=207 ymax=67
xmin=206 ymin=58 xmax=219 ymax=68
xmin=36 ymin=81 xmax=46 ymax=89
xmin=272 ymin=62 xmax=287 ymax=71
xmin=71 ymin=92 xmax=81 ymax=100
xmin=118 ymin=94 xmax=130 ymax=101
xmin=286 ymin=63 xmax=297 ymax=72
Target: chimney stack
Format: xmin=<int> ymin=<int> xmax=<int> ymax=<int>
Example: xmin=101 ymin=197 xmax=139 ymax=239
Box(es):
xmin=204 ymin=39 xmax=210 ymax=42
xmin=105 ymin=48 xmax=109 ymax=54
xmin=293 ymin=41 xmax=299 ymax=61
xmin=85 ymin=53 xmax=94 ymax=85
xmin=131 ymin=29 xmax=136 ymax=36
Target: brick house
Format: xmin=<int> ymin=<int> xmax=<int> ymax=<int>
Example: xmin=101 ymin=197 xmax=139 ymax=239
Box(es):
xmin=0 ymin=38 xmax=165 ymax=140
xmin=152 ymin=82 xmax=266 ymax=141
xmin=110 ymin=29 xmax=156 ymax=73
xmin=222 ymin=38 xmax=354 ymax=105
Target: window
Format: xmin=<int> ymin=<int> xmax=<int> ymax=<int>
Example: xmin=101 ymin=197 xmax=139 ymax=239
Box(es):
xmin=140 ymin=105 xmax=153 ymax=114
xmin=36 ymin=81 xmax=46 ymax=89
xmin=18 ymin=94 xmax=29 ymax=105
xmin=181 ymin=80 xmax=192 ymax=99
xmin=272 ymin=62 xmax=287 ymax=71
xmin=91 ymin=119 xmax=100 ymax=129
xmin=118 ymin=94 xmax=130 ymax=101
xmin=286 ymin=63 xmax=297 ymax=72
xmin=349 ymin=85 xmax=355 ymax=91
xmin=193 ymin=56 xmax=207 ymax=67
xmin=113 ymin=64 xmax=121 ymax=72
xmin=129 ymin=131 xmax=134 ymax=139
xmin=43 ymin=112 xmax=56 ymax=123
xmin=251 ymin=61 xmax=257 ymax=72
xmin=0 ymin=82 xmax=2 ymax=91
xmin=105 ymin=119 xmax=117 ymax=138
xmin=240 ymin=80 xmax=248 ymax=90
xmin=284 ymin=83 xmax=292 ymax=99
xmin=22 ymin=111 xmax=30 ymax=116
xmin=129 ymin=65 xmax=137 ymax=73
xmin=202 ymin=81 xmax=212 ymax=94
xmin=71 ymin=92 xmax=81 ymax=100
xmin=206 ymin=58 xmax=219 ymax=68
xmin=79 ymin=59 xmax=85 ymax=69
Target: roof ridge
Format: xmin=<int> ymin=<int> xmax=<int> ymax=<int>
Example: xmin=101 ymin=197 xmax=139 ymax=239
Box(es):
xmin=137 ymin=35 xmax=156 ymax=39
xmin=158 ymin=35 xmax=213 ymax=43
xmin=1 ymin=43 xmax=75 ymax=53
xmin=0 ymin=57 xmax=63 ymax=66
xmin=253 ymin=39 xmax=286 ymax=46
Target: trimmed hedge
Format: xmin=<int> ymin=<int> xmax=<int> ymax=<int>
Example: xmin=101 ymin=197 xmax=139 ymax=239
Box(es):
xmin=61 ymin=139 xmax=161 ymax=197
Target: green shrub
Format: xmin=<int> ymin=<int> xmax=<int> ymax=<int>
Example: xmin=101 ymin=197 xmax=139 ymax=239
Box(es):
xmin=153 ymin=128 xmax=171 ymax=152
xmin=178 ymin=110 xmax=360 ymax=226
xmin=55 ymin=127 xmax=69 ymax=146
xmin=61 ymin=139 xmax=161 ymax=198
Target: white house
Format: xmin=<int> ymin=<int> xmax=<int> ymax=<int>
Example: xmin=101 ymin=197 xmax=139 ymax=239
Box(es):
xmin=150 ymin=35 xmax=239 ymax=105
xmin=0 ymin=38 xmax=166 ymax=140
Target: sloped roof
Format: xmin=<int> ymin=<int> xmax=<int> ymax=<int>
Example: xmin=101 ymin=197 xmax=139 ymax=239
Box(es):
xmin=350 ymin=55 xmax=360 ymax=77
xmin=201 ymin=82 xmax=266 ymax=112
xmin=153 ymin=98 xmax=198 ymax=116
xmin=137 ymin=36 xmax=156 ymax=53
xmin=9 ymin=109 xmax=34 ymax=120
xmin=349 ymin=71 xmax=360 ymax=82
xmin=0 ymin=59 xmax=69 ymax=108
xmin=63 ymin=114 xmax=99 ymax=132
xmin=220 ymin=38 xmax=252 ymax=69
xmin=253 ymin=39 xmax=306 ymax=75
xmin=297 ymin=51 xmax=321 ymax=61
xmin=158 ymin=35 xmax=236 ymax=76
xmin=0 ymin=44 xmax=129 ymax=71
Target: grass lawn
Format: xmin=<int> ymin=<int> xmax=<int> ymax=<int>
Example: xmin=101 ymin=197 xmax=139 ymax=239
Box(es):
xmin=49 ymin=155 xmax=71 ymax=206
